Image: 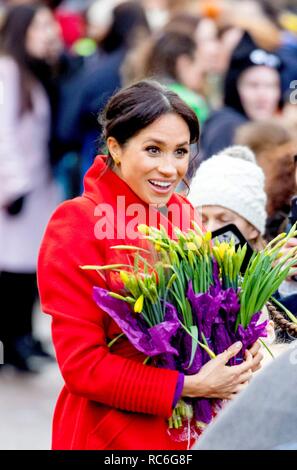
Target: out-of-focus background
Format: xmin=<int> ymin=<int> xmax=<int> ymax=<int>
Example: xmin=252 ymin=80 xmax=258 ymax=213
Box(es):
xmin=0 ymin=0 xmax=297 ymax=449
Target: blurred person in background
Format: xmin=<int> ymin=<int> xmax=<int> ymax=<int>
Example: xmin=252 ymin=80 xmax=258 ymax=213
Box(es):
xmin=200 ymin=32 xmax=284 ymax=159
xmin=164 ymin=12 xmax=224 ymax=107
xmin=213 ymin=0 xmax=297 ymax=97
xmin=0 ymin=4 xmax=62 ymax=373
xmin=219 ymin=0 xmax=282 ymax=52
xmin=235 ymin=119 xmax=297 ymax=241
xmin=122 ymin=29 xmax=209 ymax=125
xmin=235 ymin=119 xmax=297 ymax=305
xmin=255 ymin=0 xmax=297 ymax=93
xmin=85 ymin=0 xmax=116 ymax=42
xmin=50 ymin=0 xmax=86 ymax=49
xmin=140 ymin=0 xmax=169 ymax=30
xmin=189 ymin=145 xmax=267 ymax=251
xmin=52 ymin=1 xmax=150 ymax=191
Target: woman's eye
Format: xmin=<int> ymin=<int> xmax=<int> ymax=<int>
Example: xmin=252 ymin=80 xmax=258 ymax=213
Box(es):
xmin=175 ymin=148 xmax=189 ymax=157
xmin=146 ymin=146 xmax=160 ymax=155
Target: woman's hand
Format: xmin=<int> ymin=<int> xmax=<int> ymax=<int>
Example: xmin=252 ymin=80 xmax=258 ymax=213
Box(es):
xmin=247 ymin=340 xmax=264 ymax=372
xmin=182 ymin=341 xmax=254 ymax=400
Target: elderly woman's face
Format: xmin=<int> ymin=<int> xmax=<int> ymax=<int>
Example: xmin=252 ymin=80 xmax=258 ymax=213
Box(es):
xmin=198 ymin=205 xmax=259 ymax=243
xmin=107 ymin=113 xmax=190 ymax=206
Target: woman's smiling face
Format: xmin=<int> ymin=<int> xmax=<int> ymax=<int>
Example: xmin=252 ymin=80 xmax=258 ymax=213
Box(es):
xmin=107 ymin=113 xmax=190 ymax=206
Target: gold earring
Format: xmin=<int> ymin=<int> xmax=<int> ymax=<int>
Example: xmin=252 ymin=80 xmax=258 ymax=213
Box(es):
xmin=113 ymin=155 xmax=120 ymax=165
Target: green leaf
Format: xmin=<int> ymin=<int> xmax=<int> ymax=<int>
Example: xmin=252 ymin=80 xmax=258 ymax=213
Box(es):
xmin=271 ymin=296 xmax=297 ymax=324
xmin=259 ymin=339 xmax=275 ymax=359
xmin=184 ymin=326 xmax=199 ymax=370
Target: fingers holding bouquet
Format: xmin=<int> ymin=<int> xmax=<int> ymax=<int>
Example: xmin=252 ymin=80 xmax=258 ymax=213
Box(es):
xmin=183 ymin=341 xmax=254 ymax=401
xmin=247 ymin=340 xmax=264 ymax=372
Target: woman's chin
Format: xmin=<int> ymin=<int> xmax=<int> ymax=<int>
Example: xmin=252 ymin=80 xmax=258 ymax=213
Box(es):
xmin=146 ymin=194 xmax=172 ymax=207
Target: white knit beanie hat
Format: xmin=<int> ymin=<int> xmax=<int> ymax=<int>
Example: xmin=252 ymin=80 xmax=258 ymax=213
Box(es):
xmin=188 ymin=146 xmax=267 ymax=235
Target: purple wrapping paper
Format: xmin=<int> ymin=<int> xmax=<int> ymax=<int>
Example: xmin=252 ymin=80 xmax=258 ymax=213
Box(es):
xmin=187 ymin=281 xmax=267 ymax=364
xmin=181 ymin=328 xmax=204 ymax=374
xmin=93 ymin=287 xmax=180 ymax=356
xmin=236 ymin=312 xmax=268 ymax=349
xmin=194 ymin=398 xmax=214 ymax=425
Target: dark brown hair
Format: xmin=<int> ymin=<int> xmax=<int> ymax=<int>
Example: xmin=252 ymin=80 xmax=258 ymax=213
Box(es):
xmin=143 ymin=31 xmax=197 ymax=82
xmin=0 ymin=4 xmax=41 ymax=114
xmin=100 ymin=1 xmax=150 ymax=53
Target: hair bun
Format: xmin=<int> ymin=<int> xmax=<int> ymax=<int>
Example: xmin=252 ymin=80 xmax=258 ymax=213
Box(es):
xmin=217 ymin=145 xmax=256 ymax=163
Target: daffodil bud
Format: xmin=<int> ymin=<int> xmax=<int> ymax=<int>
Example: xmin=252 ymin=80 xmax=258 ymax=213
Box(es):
xmin=169 ymin=250 xmax=179 ymax=267
xmin=120 ymin=271 xmax=130 ymax=285
xmin=138 ymin=224 xmax=150 ymax=235
xmin=167 ymin=273 xmax=177 ymax=290
xmin=204 ymin=231 xmax=212 ymax=242
xmin=188 ymin=250 xmax=195 ymax=268
xmin=185 ymin=242 xmax=197 ymax=252
xmin=134 ymin=294 xmax=144 ymax=313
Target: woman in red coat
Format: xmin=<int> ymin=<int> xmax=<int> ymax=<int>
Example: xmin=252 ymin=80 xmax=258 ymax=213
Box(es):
xmin=37 ymin=80 xmax=262 ymax=450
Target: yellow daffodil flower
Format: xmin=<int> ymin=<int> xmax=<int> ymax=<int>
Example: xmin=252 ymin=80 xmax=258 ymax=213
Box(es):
xmin=134 ymin=294 xmax=144 ymax=313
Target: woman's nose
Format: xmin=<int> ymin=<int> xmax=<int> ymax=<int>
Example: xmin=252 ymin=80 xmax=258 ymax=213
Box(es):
xmin=157 ymin=155 xmax=178 ymax=177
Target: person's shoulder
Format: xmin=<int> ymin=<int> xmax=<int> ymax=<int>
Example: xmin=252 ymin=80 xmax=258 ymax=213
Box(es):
xmin=38 ymin=195 xmax=99 ymax=268
xmin=44 ymin=196 xmax=96 ymax=238
xmin=172 ymin=192 xmax=193 ymax=206
xmin=205 ymin=107 xmax=245 ymax=126
xmin=170 ymin=192 xmax=197 ymax=215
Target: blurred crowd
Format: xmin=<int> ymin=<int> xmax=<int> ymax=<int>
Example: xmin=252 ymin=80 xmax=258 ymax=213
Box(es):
xmin=0 ymin=0 xmax=297 ymax=375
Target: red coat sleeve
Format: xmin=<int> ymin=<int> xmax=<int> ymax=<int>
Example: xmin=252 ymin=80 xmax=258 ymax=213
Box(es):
xmin=37 ymin=198 xmax=179 ymax=418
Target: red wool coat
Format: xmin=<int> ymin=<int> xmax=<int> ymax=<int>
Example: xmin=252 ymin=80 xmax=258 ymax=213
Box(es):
xmin=38 ymin=156 xmax=199 ymax=450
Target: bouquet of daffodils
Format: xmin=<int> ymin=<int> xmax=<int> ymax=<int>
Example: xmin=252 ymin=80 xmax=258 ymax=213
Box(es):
xmin=81 ymin=222 xmax=297 ymax=441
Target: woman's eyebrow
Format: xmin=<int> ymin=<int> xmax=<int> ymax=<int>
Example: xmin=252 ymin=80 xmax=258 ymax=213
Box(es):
xmin=143 ymin=138 xmax=190 ymax=147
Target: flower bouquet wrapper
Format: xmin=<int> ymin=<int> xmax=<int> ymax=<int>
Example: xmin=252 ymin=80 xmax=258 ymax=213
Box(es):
xmin=93 ymin=287 xmax=180 ymax=357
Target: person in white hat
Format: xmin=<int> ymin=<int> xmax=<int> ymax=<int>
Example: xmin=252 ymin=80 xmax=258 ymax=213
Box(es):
xmin=189 ymin=145 xmax=276 ymax=345
xmin=188 ymin=145 xmax=267 ymax=250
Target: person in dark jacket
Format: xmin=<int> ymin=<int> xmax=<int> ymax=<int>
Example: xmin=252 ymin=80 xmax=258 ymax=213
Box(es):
xmin=201 ymin=32 xmax=283 ymax=159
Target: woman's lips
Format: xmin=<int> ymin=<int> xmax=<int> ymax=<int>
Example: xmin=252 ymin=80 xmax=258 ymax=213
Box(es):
xmin=148 ymin=179 xmax=175 ymax=194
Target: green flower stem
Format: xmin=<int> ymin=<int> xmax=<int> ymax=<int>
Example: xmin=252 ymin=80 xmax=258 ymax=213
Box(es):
xmin=110 ymin=245 xmax=151 ymax=254
xmin=179 ymin=321 xmax=216 ymax=359
xmin=107 ymin=332 xmax=125 ymax=348
xmin=271 ymin=296 xmax=297 ymax=324
xmin=259 ymin=338 xmax=275 ymax=359
xmin=80 ymin=263 xmax=133 ymax=271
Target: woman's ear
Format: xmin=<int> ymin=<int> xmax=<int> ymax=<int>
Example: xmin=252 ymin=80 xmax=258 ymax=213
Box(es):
xmin=106 ymin=137 xmax=122 ymax=165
